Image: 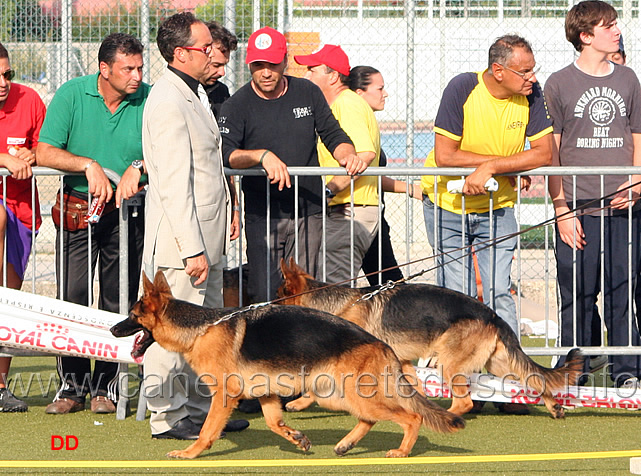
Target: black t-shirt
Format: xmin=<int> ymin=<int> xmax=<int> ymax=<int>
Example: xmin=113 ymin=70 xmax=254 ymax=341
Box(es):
xmin=219 ymin=76 xmax=352 ymax=218
xmin=205 ymin=80 xmax=230 ymax=119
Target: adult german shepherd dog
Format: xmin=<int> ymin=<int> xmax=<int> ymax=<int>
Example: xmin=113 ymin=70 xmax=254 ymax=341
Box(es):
xmin=110 ymin=271 xmax=465 ymax=459
xmin=277 ymin=259 xmax=585 ymax=419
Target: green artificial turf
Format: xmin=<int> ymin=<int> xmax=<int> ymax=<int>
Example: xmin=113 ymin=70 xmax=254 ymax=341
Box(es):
xmin=0 ymin=339 xmax=638 ymax=475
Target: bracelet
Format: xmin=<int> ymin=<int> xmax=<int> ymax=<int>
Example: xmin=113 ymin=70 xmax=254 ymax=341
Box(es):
xmin=259 ymin=149 xmax=270 ymax=165
xmin=232 ymin=206 xmax=240 ymax=212
xmin=84 ymin=160 xmax=97 ymax=171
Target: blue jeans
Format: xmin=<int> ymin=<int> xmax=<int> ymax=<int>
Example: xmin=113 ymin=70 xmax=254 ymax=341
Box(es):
xmin=423 ymin=195 xmax=519 ymax=335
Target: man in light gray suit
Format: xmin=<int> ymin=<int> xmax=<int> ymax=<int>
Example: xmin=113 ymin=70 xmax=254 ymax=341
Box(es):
xmin=141 ymin=12 xmax=247 ymax=440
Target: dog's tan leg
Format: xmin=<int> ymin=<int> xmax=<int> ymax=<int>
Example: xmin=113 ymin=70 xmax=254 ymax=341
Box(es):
xmin=285 ymin=392 xmax=315 ymax=412
xmin=334 ymin=420 xmax=374 ymax=456
xmin=166 ymin=393 xmax=238 ymax=459
xmin=260 ymin=396 xmax=311 ymax=451
xmin=444 ymin=370 xmax=474 ymax=416
xmin=385 ymin=411 xmax=422 ymax=458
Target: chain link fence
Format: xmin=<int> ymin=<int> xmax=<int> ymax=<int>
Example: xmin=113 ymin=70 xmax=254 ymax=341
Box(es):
xmin=2 ymin=0 xmax=639 ymax=301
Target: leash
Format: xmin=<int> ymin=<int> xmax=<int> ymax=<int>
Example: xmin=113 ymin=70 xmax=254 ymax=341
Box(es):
xmin=218 ymin=180 xmax=641 ymax=317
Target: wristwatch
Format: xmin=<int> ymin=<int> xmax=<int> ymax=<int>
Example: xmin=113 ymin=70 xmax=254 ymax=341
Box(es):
xmin=131 ymin=160 xmax=144 ymax=172
xmin=325 ymin=186 xmax=336 ymax=199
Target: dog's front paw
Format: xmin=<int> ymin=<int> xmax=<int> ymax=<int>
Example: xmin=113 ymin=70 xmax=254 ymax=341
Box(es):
xmin=385 ymin=449 xmax=409 ymax=458
xmin=334 ymin=442 xmax=354 ymax=456
xmin=551 ymin=403 xmax=565 ymax=419
xmin=166 ymin=449 xmax=195 ymax=459
xmin=291 ymin=430 xmax=311 ymax=451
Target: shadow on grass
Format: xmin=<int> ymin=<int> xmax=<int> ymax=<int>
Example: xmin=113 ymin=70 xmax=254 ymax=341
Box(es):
xmin=187 ymin=427 xmax=468 ymax=459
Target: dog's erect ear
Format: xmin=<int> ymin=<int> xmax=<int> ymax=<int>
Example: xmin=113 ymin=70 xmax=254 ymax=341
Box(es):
xmin=142 ymin=272 xmax=154 ymax=295
xmin=153 ymin=270 xmax=173 ymax=297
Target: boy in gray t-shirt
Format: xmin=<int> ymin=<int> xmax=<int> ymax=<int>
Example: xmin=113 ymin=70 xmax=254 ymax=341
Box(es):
xmin=545 ymin=0 xmax=641 ymax=387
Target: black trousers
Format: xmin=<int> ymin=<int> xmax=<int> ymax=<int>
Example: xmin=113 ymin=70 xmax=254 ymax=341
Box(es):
xmin=554 ymin=212 xmax=641 ymax=384
xmin=53 ymin=205 xmax=144 ymax=402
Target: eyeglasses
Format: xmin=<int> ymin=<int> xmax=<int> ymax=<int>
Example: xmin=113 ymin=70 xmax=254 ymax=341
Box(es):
xmin=0 ymin=69 xmax=15 ymax=81
xmin=182 ymin=45 xmax=213 ymax=55
xmin=502 ymin=65 xmax=540 ymax=81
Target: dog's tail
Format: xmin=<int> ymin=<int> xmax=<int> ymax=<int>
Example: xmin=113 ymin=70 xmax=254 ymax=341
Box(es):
xmin=496 ymin=319 xmax=585 ymax=393
xmin=397 ymin=374 xmax=466 ymax=434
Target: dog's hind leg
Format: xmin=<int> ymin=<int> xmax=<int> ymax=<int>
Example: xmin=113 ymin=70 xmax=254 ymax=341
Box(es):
xmin=260 ymin=396 xmax=311 ymax=452
xmin=334 ymin=420 xmax=374 ymax=456
xmin=386 ymin=411 xmax=422 ymax=458
xmin=285 ymin=392 xmax=315 ymax=412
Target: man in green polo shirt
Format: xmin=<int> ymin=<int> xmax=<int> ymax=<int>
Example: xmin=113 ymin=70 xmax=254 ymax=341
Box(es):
xmin=37 ymin=32 xmax=150 ymax=415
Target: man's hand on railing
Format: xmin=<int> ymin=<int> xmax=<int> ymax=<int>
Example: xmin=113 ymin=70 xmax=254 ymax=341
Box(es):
xmin=260 ymin=151 xmax=291 ymax=191
xmin=0 ymin=153 xmax=32 ymax=180
xmin=85 ymin=160 xmax=113 ymax=205
xmin=462 ymin=162 xmax=495 ymax=195
xmin=115 ymin=166 xmax=144 ymax=207
xmin=508 ymin=175 xmax=531 ymax=192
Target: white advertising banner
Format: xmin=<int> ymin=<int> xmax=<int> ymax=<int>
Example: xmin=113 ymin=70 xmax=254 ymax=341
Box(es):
xmin=0 ymin=287 xmax=136 ymax=364
xmin=416 ymin=367 xmax=641 ymax=410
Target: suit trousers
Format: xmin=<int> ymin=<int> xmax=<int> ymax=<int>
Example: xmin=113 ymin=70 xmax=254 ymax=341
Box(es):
xmin=53 ymin=205 xmax=144 ymax=403
xmin=143 ymin=262 xmax=224 ymax=433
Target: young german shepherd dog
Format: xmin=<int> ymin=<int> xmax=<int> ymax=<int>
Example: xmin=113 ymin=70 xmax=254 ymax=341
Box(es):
xmin=277 ymin=259 xmax=585 ymax=419
xmin=111 ymin=271 xmax=465 ymax=459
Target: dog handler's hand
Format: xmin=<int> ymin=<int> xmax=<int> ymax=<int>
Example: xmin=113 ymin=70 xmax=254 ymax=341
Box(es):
xmin=260 ymin=151 xmax=291 ymax=191
xmin=338 ymin=153 xmax=367 ymax=176
xmin=115 ymin=166 xmax=142 ymax=208
xmin=185 ymin=253 xmax=209 ymax=286
xmin=85 ymin=160 xmax=113 ymax=205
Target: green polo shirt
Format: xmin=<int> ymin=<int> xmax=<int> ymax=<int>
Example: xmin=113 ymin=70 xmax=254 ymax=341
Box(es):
xmin=39 ymin=73 xmax=150 ymax=193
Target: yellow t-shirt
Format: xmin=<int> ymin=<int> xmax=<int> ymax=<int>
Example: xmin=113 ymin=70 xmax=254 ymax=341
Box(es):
xmin=318 ymin=89 xmax=380 ymax=206
xmin=420 ymin=70 xmax=552 ymax=214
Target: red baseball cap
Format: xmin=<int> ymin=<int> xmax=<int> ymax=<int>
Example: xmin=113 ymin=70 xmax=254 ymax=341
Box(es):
xmin=294 ymin=44 xmax=351 ymax=76
xmin=246 ymin=26 xmax=287 ymax=64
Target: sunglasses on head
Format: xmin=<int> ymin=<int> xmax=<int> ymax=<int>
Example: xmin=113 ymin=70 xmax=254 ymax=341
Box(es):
xmin=1 ymin=70 xmax=15 ymax=81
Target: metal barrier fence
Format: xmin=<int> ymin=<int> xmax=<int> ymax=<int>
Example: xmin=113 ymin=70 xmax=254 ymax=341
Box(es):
xmin=2 ymin=1 xmax=641 ymax=164
xmin=4 ymin=166 xmax=639 ymax=362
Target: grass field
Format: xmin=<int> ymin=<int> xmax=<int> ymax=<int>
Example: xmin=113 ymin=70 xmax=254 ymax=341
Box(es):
xmin=1 ymin=340 xmax=639 ymax=475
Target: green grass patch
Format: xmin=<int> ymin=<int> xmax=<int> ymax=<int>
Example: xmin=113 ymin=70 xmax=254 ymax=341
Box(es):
xmin=0 ymin=342 xmax=636 ymax=475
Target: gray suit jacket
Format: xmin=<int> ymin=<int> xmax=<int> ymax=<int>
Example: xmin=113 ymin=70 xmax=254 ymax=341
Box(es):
xmin=142 ymin=68 xmax=230 ymax=271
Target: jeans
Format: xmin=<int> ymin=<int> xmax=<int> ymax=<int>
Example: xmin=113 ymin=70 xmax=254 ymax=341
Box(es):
xmin=423 ymin=195 xmax=518 ymax=335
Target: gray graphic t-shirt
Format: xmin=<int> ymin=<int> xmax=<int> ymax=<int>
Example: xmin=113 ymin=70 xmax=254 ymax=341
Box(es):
xmin=545 ymin=62 xmax=641 ymax=205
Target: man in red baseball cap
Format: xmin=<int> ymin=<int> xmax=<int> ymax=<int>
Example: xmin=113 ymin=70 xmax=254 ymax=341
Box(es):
xmin=294 ymin=45 xmax=381 ymax=284
xmin=219 ymin=27 xmax=366 ymax=306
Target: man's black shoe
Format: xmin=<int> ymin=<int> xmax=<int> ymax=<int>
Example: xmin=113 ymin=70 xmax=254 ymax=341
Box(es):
xmin=0 ymin=387 xmax=27 ymax=412
xmin=152 ymin=418 xmax=248 ymax=440
xmin=237 ymin=398 xmax=261 ymax=413
xmin=224 ymin=419 xmax=249 ymax=432
xmin=152 ymin=418 xmax=201 ymax=440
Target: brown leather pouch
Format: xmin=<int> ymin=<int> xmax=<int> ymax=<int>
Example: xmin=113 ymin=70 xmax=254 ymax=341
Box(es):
xmin=51 ymin=192 xmax=116 ymax=231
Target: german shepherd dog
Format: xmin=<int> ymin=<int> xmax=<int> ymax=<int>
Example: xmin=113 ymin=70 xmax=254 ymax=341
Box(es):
xmin=277 ymin=259 xmax=585 ymax=419
xmin=111 ymin=271 xmax=465 ymax=459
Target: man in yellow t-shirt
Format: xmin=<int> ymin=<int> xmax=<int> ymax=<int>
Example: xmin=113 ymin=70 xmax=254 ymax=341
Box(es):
xmin=296 ymin=45 xmax=380 ymax=283
xmin=420 ymin=35 xmax=552 ymax=407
